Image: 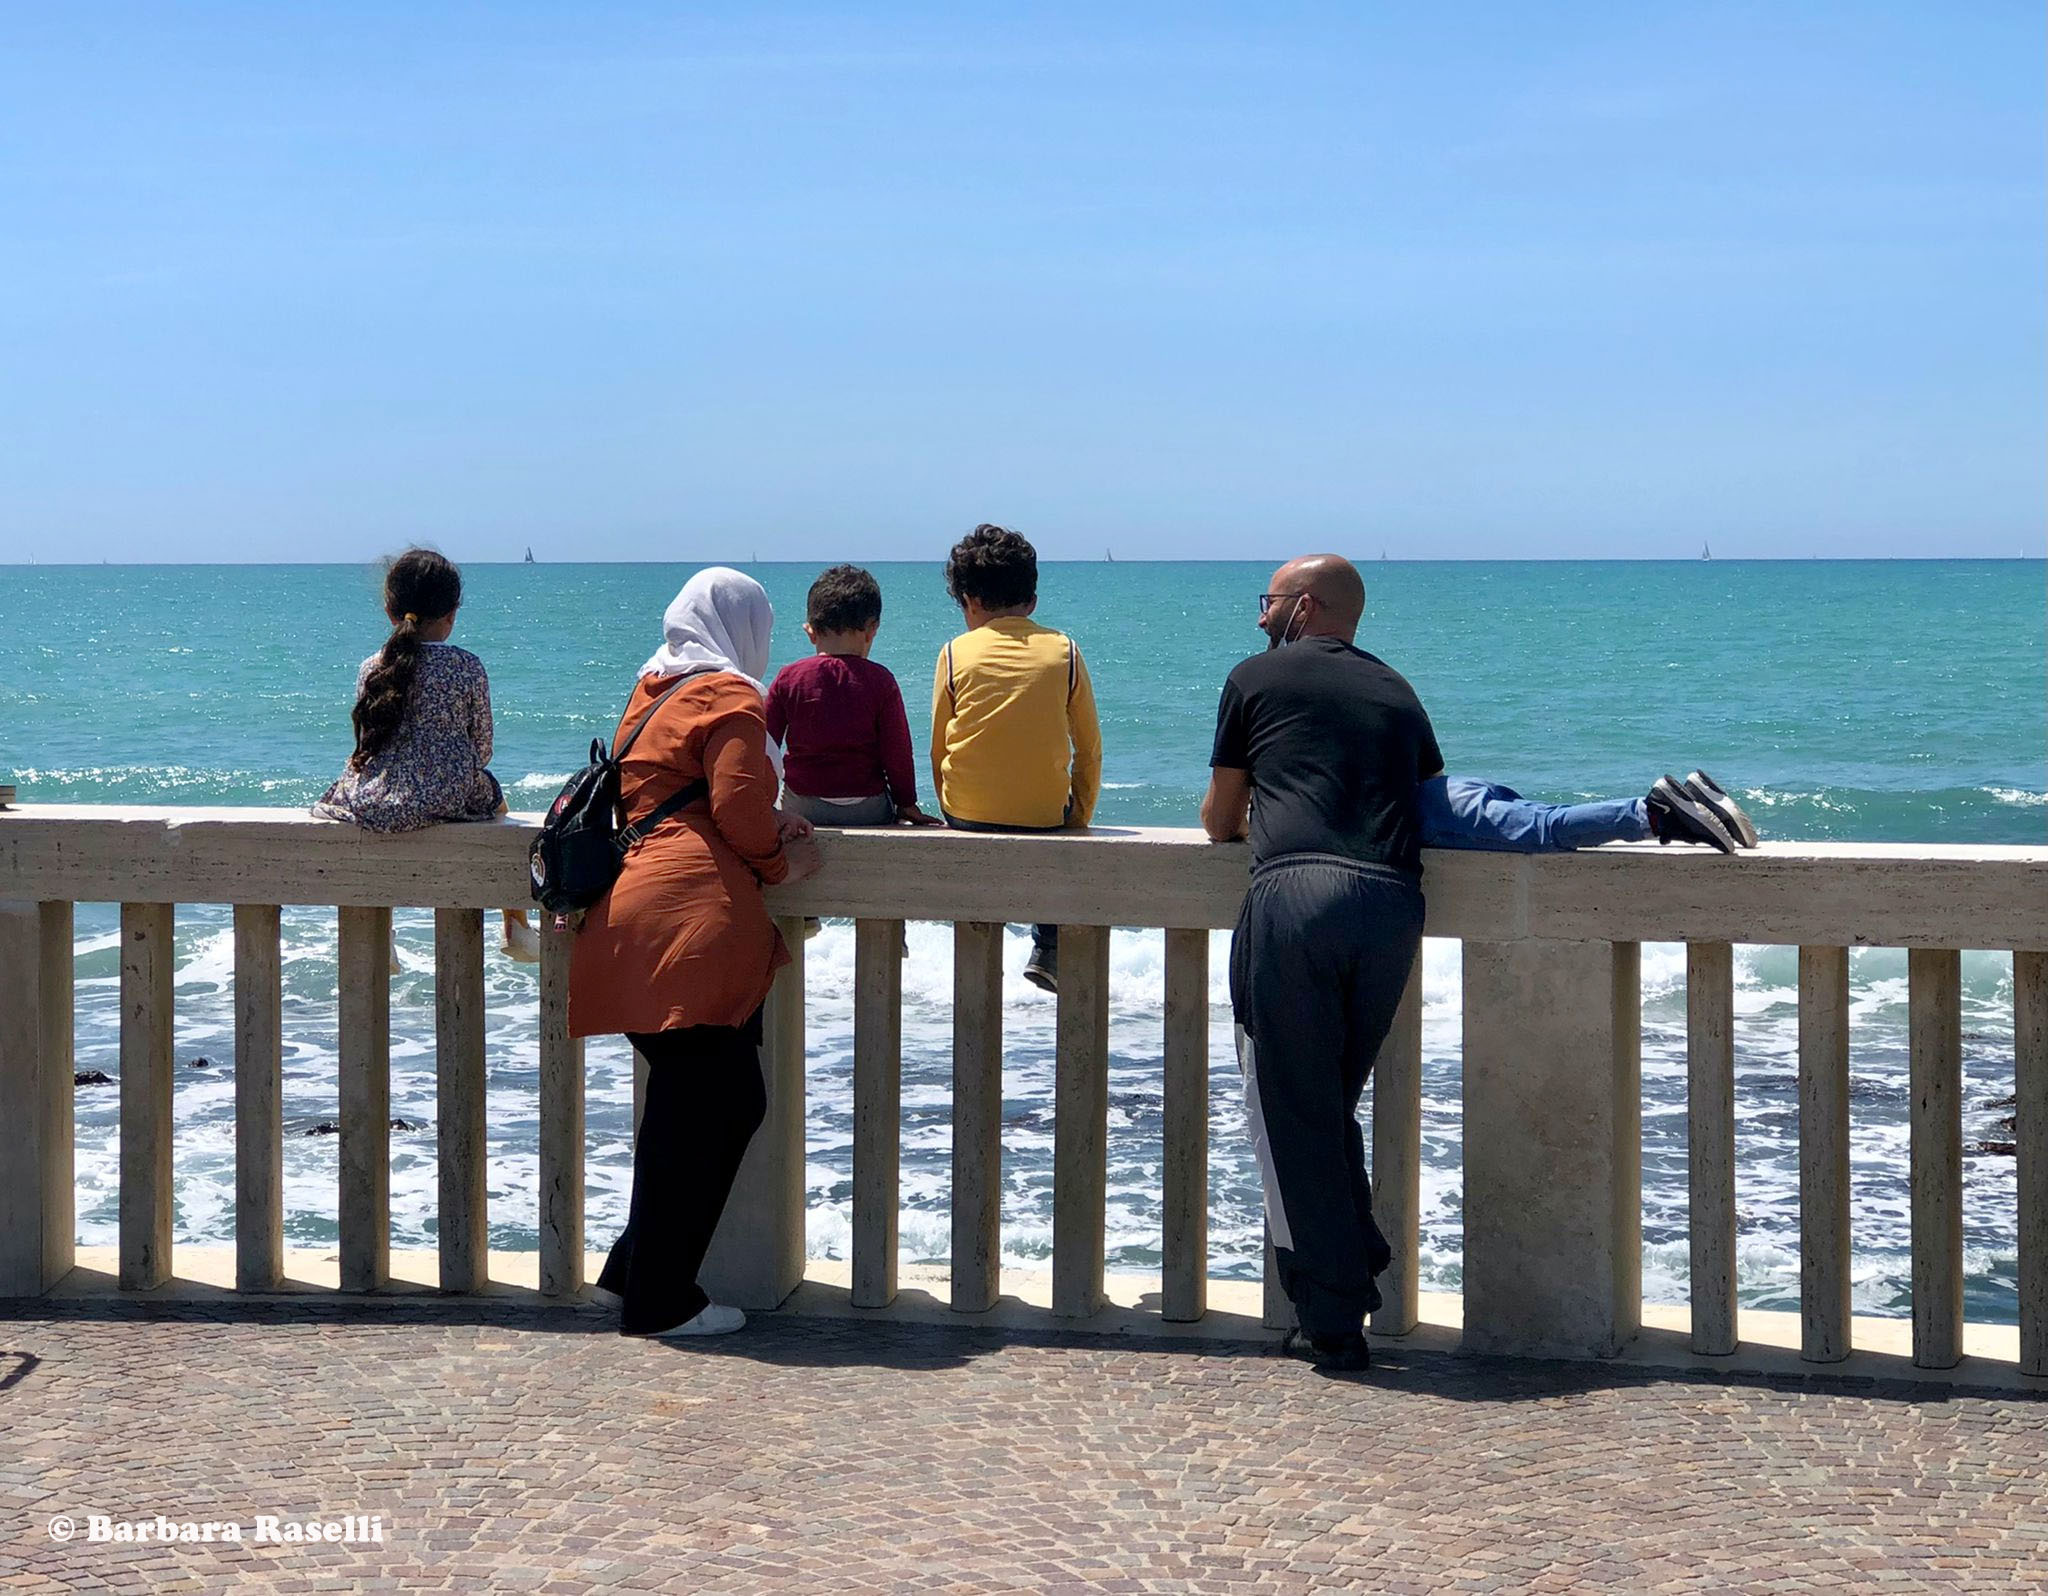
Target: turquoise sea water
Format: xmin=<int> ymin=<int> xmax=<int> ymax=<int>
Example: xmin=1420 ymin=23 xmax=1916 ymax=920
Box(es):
xmin=3 ymin=560 xmax=2044 ymax=1320
xmin=6 ymin=560 xmax=2046 ymax=838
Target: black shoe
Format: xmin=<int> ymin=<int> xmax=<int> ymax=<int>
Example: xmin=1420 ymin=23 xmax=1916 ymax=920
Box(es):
xmin=1282 ymin=1327 xmax=1372 ymax=1371
xmin=1023 ymin=943 xmax=1058 ymax=995
xmin=1683 ymin=770 xmax=1759 ymax=848
xmin=1645 ymin=775 xmax=1739 ymax=854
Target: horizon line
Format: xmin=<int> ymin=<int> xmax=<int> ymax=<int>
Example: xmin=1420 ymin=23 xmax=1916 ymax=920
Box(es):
xmin=5 ymin=555 xmax=2044 ymax=570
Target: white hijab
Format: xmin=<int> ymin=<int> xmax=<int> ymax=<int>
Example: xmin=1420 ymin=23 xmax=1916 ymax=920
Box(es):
xmin=639 ymin=566 xmax=783 ymax=777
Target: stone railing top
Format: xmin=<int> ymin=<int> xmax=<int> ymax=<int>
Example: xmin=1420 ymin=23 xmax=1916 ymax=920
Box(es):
xmin=2 ymin=804 xmax=2046 ymax=948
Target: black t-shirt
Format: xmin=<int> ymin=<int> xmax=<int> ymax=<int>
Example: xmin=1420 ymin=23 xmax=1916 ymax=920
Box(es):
xmin=1210 ymin=636 xmax=1444 ymax=873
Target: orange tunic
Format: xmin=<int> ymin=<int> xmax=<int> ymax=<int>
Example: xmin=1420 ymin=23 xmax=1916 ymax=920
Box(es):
xmin=568 ymin=673 xmax=791 ymax=1038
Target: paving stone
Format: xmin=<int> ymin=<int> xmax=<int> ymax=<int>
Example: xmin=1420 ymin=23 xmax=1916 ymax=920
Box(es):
xmin=0 ymin=1299 xmax=2043 ymax=1590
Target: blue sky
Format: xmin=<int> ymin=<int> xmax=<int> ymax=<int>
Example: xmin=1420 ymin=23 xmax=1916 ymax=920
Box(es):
xmin=1 ymin=3 xmax=2040 ymax=562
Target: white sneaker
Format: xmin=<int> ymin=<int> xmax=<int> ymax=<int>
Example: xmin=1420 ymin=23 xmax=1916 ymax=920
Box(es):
xmin=650 ymin=1303 xmax=746 ymax=1338
xmin=587 ymin=1285 xmax=622 ymax=1309
xmin=501 ymin=915 xmax=541 ymax=965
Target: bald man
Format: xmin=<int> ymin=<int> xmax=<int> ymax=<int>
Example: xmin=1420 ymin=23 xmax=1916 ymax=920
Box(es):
xmin=1200 ymin=554 xmax=1442 ymax=1371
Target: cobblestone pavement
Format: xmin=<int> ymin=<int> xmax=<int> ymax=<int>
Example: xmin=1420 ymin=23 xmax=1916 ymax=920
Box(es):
xmin=1 ymin=1300 xmax=2044 ymax=1593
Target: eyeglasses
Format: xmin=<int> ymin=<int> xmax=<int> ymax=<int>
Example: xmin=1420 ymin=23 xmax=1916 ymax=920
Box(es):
xmin=1258 ymin=591 xmax=1310 ymax=617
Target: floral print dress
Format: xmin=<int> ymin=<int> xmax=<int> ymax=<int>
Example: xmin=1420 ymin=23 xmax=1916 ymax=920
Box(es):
xmin=312 ymin=643 xmax=504 ymax=832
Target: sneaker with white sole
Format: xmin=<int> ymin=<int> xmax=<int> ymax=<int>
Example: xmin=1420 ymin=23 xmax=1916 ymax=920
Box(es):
xmin=647 ymin=1303 xmax=746 ymax=1339
xmin=501 ymin=915 xmax=542 ymax=965
xmin=1023 ymin=943 xmax=1058 ymax=995
xmin=1645 ymin=775 xmax=1739 ymax=854
xmin=1683 ymin=770 xmax=1760 ymax=849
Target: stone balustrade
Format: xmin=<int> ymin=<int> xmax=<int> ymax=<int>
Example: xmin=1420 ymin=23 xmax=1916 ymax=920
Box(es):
xmin=2 ymin=805 xmax=2045 ymax=1377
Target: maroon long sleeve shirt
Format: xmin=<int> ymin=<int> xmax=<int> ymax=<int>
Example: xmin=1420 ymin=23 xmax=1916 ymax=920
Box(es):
xmin=764 ymin=653 xmax=919 ymax=807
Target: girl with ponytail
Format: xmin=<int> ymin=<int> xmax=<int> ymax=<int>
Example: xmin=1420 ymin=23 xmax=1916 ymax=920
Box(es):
xmin=313 ymin=549 xmax=537 ymax=959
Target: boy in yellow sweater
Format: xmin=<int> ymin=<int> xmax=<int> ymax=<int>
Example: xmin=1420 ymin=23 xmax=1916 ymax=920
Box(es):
xmin=931 ymin=523 xmax=1103 ymax=993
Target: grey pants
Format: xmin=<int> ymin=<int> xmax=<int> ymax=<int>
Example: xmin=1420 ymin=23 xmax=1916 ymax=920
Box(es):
xmin=782 ymin=790 xmax=896 ymax=827
xmin=1229 ymin=853 xmax=1423 ymax=1338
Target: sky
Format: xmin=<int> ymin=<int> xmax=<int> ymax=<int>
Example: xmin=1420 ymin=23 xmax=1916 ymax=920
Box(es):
xmin=0 ymin=3 xmax=2041 ymax=563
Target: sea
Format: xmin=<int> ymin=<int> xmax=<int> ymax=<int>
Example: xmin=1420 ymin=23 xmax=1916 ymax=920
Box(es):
xmin=3 ymin=559 xmax=2044 ymax=1320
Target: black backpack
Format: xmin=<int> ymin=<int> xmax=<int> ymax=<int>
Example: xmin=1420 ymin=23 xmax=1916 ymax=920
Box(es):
xmin=528 ymin=681 xmax=708 ymax=916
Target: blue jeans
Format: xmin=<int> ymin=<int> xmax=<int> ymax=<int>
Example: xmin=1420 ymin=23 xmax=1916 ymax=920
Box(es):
xmin=1420 ymin=776 xmax=1650 ymax=853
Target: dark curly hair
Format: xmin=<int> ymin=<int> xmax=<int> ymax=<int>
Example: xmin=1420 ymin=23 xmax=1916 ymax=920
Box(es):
xmin=944 ymin=523 xmax=1037 ymax=611
xmin=806 ymin=564 xmax=883 ymax=633
xmin=349 ymin=548 xmax=463 ymax=769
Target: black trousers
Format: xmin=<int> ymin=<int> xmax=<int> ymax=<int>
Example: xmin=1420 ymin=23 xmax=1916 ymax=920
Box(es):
xmin=597 ymin=1011 xmax=767 ymax=1335
xmin=1229 ymin=855 xmax=1423 ymax=1339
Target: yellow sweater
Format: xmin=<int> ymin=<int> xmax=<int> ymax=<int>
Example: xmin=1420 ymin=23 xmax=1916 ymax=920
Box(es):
xmin=930 ymin=617 xmax=1102 ymax=829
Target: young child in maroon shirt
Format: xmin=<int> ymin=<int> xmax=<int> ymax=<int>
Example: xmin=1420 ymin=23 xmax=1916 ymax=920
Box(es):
xmin=766 ymin=565 xmax=939 ymax=831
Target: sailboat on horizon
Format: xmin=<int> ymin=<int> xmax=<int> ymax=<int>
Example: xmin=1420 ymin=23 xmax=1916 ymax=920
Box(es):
xmin=1701 ymin=541 xmax=1712 ymax=561
xmin=523 ymin=546 xmax=535 ymax=564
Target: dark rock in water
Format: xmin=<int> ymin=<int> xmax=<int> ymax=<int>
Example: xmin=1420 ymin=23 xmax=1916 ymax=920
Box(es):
xmin=188 ymin=1056 xmax=212 ymax=1069
xmin=1986 ymin=1094 xmax=2017 ymax=1110
xmin=1997 ymin=1113 xmax=2016 ymax=1136
xmin=303 ymin=1118 xmax=420 ymax=1134
xmin=1972 ymin=1140 xmax=2017 ymax=1157
xmin=302 ymin=1118 xmax=418 ymax=1134
xmin=74 ymin=1069 xmax=113 ymax=1087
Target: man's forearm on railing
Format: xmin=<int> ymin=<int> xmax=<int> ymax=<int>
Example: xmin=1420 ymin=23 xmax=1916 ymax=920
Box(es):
xmin=1200 ymin=768 xmax=1251 ymax=843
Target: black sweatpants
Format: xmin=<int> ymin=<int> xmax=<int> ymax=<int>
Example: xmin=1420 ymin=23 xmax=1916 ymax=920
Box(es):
xmin=1229 ymin=854 xmax=1423 ymax=1339
xmin=597 ymin=1011 xmax=767 ymax=1336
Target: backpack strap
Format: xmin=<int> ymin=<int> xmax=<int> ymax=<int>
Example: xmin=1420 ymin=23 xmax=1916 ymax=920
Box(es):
xmin=943 ymin=641 xmax=956 ymax=706
xmin=1067 ymin=637 xmax=1077 ymax=697
xmin=616 ymin=777 xmax=709 ymax=851
xmin=612 ymin=677 xmax=692 ymax=761
xmin=611 ymin=677 xmax=709 ymax=851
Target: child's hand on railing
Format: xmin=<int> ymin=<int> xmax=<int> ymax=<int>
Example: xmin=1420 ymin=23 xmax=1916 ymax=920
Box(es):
xmin=773 ymin=808 xmax=815 ymax=844
xmin=894 ymin=804 xmax=944 ymax=827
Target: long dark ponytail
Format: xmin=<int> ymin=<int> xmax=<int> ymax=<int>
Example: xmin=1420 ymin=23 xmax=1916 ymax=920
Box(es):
xmin=349 ymin=548 xmax=463 ymax=768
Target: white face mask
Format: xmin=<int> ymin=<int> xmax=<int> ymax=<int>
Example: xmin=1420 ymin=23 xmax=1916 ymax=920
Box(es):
xmin=1264 ymin=596 xmax=1311 ymax=650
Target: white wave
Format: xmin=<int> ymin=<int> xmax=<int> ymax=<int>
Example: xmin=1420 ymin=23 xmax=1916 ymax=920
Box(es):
xmin=173 ymin=927 xmax=236 ymax=994
xmin=1642 ymin=1235 xmax=1805 ymax=1310
xmin=1984 ymin=786 xmax=2048 ymax=807
xmin=510 ymin=772 xmax=573 ymax=792
xmin=1738 ymin=788 xmax=1855 ymax=813
xmin=11 ymin=763 xmax=274 ymax=790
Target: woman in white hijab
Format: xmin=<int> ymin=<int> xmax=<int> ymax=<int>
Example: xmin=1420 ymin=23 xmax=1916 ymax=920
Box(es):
xmin=639 ymin=564 xmax=786 ymax=779
xmin=644 ymin=567 xmax=770 ymax=687
xmin=570 ymin=567 xmax=821 ymax=1339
